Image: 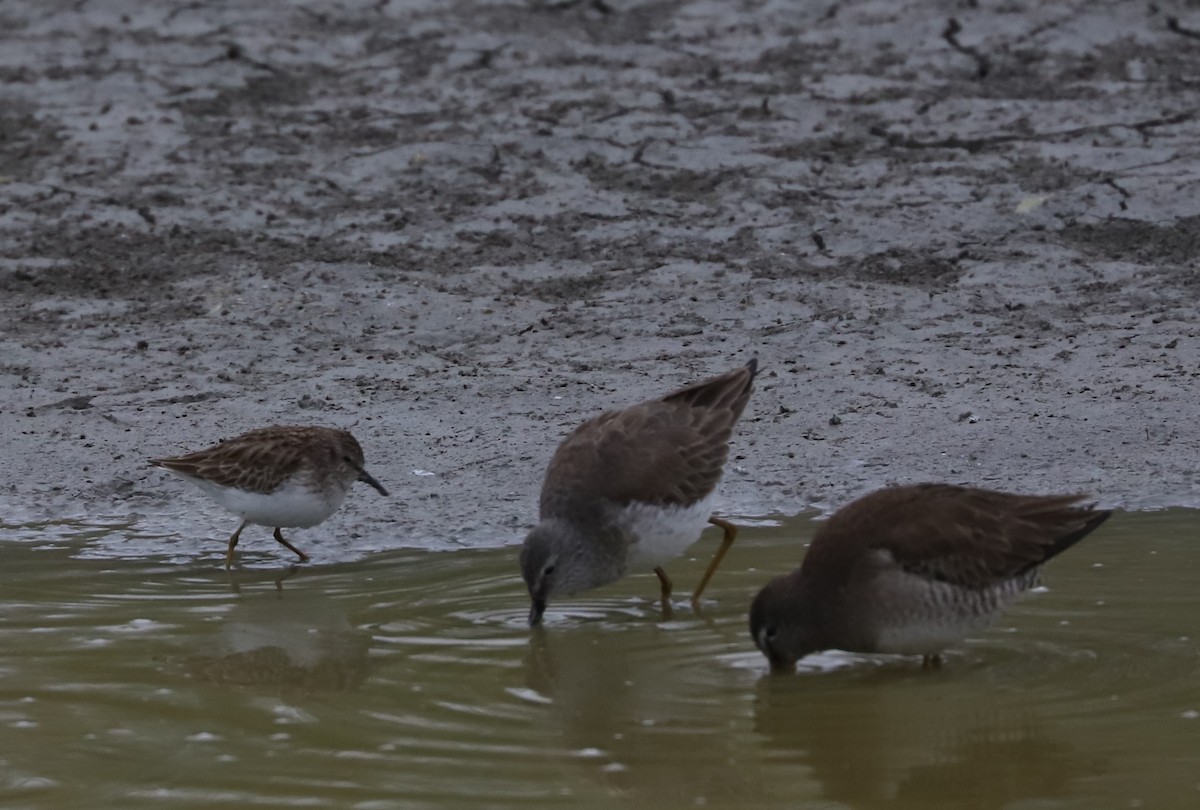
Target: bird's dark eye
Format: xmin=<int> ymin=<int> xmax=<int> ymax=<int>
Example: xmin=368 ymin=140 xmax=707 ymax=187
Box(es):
xmin=544 ymin=565 xmax=556 ymax=577
xmin=765 ymin=626 xmax=778 ymax=641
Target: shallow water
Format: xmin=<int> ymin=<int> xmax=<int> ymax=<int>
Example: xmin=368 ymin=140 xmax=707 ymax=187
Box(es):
xmin=0 ymin=511 xmax=1197 ymax=809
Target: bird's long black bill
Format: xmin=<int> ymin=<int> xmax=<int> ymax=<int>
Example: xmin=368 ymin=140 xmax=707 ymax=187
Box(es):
xmin=528 ymin=598 xmax=546 ymax=626
xmin=357 ymin=469 xmax=389 ymax=496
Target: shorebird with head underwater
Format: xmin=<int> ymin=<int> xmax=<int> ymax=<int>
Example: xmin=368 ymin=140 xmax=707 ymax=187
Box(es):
xmin=520 ymin=359 xmax=759 ymax=625
xmin=749 ymin=483 xmax=1111 ymax=670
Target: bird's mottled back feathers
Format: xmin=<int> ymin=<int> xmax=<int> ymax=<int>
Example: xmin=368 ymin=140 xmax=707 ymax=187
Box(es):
xmin=150 ymin=426 xmax=363 ymax=494
xmin=801 ymin=484 xmax=1111 ymax=591
xmin=539 ymin=360 xmax=757 ymax=515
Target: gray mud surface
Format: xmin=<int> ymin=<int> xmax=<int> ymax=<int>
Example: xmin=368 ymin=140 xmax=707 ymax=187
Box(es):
xmin=2 ymin=0 xmax=1199 ymax=557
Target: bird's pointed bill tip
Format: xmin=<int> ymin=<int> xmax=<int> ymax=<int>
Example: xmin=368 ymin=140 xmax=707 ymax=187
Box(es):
xmin=358 ymin=469 xmax=389 ymax=496
xmin=528 ymin=599 xmax=546 ymax=626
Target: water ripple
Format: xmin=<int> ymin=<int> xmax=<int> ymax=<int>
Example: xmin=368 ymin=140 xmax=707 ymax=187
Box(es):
xmin=0 ymin=513 xmax=1195 ymax=808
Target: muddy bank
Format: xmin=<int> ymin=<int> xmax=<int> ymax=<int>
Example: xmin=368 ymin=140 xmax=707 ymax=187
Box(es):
xmin=2 ymin=0 xmax=1198 ymax=558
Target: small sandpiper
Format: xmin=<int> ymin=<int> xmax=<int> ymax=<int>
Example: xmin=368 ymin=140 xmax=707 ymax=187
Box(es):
xmin=520 ymin=359 xmax=758 ymax=625
xmin=750 ymin=484 xmax=1110 ymax=670
xmin=150 ymin=426 xmax=388 ymax=567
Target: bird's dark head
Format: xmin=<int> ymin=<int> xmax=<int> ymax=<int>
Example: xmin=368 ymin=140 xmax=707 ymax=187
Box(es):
xmin=749 ymin=574 xmax=816 ymax=672
xmin=332 ymin=431 xmax=388 ymax=496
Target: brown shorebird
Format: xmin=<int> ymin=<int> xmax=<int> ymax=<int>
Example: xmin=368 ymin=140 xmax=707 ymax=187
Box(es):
xmin=750 ymin=484 xmax=1110 ymax=670
xmin=520 ymin=359 xmax=758 ymax=625
xmin=150 ymin=426 xmax=388 ymax=567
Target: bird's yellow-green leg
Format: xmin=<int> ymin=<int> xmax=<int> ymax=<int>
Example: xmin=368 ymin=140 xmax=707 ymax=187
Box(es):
xmin=692 ymin=516 xmax=738 ymax=605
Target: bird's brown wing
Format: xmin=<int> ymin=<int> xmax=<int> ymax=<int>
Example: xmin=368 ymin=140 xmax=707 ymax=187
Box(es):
xmin=150 ymin=426 xmax=322 ymax=494
xmin=539 ymin=360 xmax=757 ymax=515
xmin=805 ymin=484 xmax=1110 ymax=590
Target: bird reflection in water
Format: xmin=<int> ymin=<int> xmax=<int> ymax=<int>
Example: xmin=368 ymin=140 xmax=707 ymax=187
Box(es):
xmin=751 ymin=670 xmax=1100 ymax=808
xmin=184 ymin=566 xmax=370 ymax=692
xmin=523 ymin=624 xmax=771 ymax=805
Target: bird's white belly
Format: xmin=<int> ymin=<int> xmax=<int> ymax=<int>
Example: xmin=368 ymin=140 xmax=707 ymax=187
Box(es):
xmin=619 ymin=494 xmax=716 ymax=570
xmin=190 ymin=476 xmax=344 ymax=528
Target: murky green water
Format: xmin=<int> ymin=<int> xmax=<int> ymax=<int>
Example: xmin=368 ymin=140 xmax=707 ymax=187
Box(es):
xmin=0 ymin=511 xmax=1197 ymax=809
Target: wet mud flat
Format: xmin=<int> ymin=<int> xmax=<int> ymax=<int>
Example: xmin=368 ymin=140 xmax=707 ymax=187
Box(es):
xmin=2 ymin=1 xmax=1199 ymax=553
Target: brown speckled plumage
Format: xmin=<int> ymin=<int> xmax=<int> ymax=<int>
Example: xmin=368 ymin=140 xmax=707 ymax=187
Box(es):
xmin=151 ymin=425 xmax=388 ymax=567
xmin=151 ymin=426 xmax=366 ymax=494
